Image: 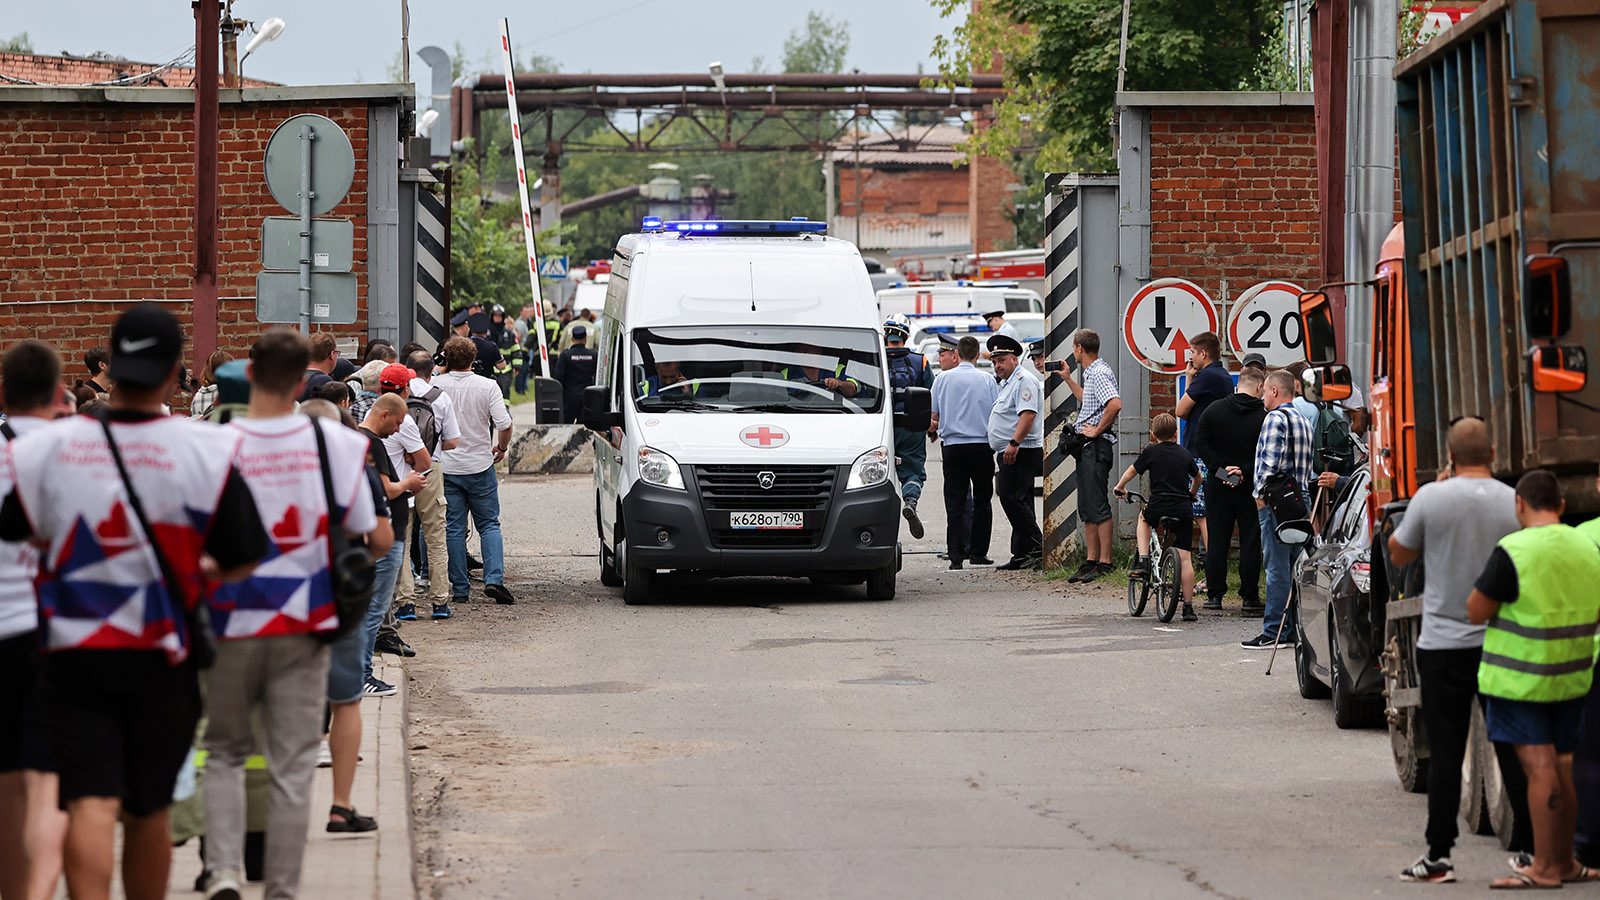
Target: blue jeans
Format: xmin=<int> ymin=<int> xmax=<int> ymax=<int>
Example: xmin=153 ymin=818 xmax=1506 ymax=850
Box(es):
xmin=445 ymin=468 xmax=504 ymax=598
xmin=1258 ymin=505 xmax=1301 ymax=638
xmin=363 ymin=538 xmax=406 ymax=683
xmin=514 ymin=365 xmax=530 ymax=397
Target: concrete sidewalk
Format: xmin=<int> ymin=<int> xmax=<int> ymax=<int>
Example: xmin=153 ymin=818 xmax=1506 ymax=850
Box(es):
xmin=159 ymin=657 xmax=416 ymax=900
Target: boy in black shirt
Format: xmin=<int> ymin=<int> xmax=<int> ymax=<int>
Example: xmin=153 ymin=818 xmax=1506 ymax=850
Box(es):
xmin=1113 ymin=413 xmax=1201 ymax=620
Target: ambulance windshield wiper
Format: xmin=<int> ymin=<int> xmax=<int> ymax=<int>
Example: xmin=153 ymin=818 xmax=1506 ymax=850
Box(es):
xmin=730 ymin=402 xmax=834 ymax=414
xmin=640 ymin=396 xmax=719 ymax=412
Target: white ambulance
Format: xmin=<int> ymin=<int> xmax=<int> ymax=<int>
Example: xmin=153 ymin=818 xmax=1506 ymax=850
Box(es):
xmin=580 ymin=218 xmax=931 ymax=604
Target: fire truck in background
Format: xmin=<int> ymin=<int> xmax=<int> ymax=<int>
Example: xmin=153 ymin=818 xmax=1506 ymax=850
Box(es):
xmin=1294 ymin=0 xmax=1599 ymax=846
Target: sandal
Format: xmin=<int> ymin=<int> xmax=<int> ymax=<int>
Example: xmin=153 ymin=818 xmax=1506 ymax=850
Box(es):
xmin=1510 ymin=856 xmax=1600 ymax=884
xmin=1490 ymin=871 xmax=1562 ymax=890
xmin=326 ymin=805 xmax=378 ymax=833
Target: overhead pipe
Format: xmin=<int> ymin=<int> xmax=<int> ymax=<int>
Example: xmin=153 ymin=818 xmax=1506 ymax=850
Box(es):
xmin=472 ymin=89 xmax=1001 ymax=111
xmin=471 ymin=72 xmax=1005 ymax=91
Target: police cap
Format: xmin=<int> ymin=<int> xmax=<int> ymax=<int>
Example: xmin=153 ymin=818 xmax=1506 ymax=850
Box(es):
xmin=982 ymin=308 xmax=1006 ymax=320
xmin=450 ymin=309 xmax=471 ymax=327
xmin=986 ymin=333 xmax=1024 ymax=356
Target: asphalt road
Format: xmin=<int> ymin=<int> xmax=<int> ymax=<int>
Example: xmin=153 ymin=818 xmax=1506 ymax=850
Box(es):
xmin=403 ymin=451 xmax=1516 ymax=899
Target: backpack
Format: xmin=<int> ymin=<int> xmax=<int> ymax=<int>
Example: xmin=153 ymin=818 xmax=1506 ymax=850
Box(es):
xmin=886 ymin=349 xmax=925 ymax=413
xmin=407 ymin=386 xmax=443 ymax=453
xmin=1312 ymin=403 xmax=1355 ymax=475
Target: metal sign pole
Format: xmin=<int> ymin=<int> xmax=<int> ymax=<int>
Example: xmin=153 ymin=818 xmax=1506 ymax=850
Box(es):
xmin=499 ymin=18 xmax=551 ymax=375
xmin=299 ymin=123 xmax=316 ymax=333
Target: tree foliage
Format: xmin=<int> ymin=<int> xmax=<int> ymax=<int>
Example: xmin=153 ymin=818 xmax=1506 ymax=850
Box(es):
xmin=0 ymin=32 xmax=32 ymax=53
xmin=929 ymin=0 xmax=1281 ymax=172
xmin=782 ymin=11 xmax=850 ymax=75
xmin=448 ymin=153 xmax=568 ymax=314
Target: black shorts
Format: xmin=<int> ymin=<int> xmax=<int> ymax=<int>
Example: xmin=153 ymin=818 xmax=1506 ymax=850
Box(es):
xmin=0 ymin=630 xmax=51 ymax=773
xmin=1143 ymin=504 xmax=1194 ymax=553
xmin=39 ymin=649 xmax=201 ymax=817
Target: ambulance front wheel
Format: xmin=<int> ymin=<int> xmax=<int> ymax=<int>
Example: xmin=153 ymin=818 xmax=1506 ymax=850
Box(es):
xmin=623 ymin=556 xmax=655 ymax=605
xmin=866 ymin=562 xmax=896 ymax=601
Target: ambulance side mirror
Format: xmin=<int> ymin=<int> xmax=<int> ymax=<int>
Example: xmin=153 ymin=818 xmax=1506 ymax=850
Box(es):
xmin=581 ymin=385 xmax=621 ymax=432
xmin=896 ymin=387 xmax=932 ymax=432
xmin=1298 ymin=291 xmax=1339 ymax=366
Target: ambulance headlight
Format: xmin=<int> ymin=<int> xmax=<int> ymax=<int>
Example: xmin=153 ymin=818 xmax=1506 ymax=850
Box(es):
xmin=846 ymin=446 xmax=891 ymax=490
xmin=637 ymin=447 xmax=685 ymax=490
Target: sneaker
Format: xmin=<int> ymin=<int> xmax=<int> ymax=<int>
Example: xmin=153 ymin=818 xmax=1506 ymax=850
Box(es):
xmin=1128 ymin=555 xmax=1150 ymax=578
xmin=395 ymin=603 xmax=418 ymax=621
xmin=1398 ymin=855 xmax=1455 ymax=883
xmin=432 ymin=603 xmax=453 ymax=619
xmin=902 ymin=503 xmax=925 ymax=539
xmin=483 ymin=583 xmax=516 ymax=605
xmin=362 ymin=676 xmax=397 ymax=698
xmin=203 ymin=869 xmax=242 ymax=900
xmin=1201 ymin=597 xmax=1223 ymax=611
xmin=1067 ymin=562 xmax=1096 ymax=583
xmin=316 ymin=740 xmax=333 ymax=768
xmin=1181 ymin=603 xmax=1198 ymax=622
xmin=375 ymin=634 xmax=415 ymax=658
xmin=1088 ymin=561 xmax=1115 ymax=579
xmin=1240 ymin=633 xmax=1284 ymax=649
xmin=1241 ymin=601 xmax=1266 ymax=617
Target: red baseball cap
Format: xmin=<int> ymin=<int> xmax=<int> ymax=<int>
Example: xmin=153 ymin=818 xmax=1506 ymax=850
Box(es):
xmin=379 ymin=363 xmax=413 ymax=390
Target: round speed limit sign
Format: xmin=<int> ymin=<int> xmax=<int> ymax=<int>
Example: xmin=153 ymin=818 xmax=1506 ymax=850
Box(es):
xmin=1227 ymin=280 xmax=1306 ymax=367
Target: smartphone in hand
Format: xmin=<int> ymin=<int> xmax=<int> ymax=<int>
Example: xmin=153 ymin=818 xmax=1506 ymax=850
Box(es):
xmin=1043 ymin=360 xmax=1065 ymax=372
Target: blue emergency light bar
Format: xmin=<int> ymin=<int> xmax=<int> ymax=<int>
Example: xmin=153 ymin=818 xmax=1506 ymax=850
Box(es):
xmin=640 ymin=217 xmax=828 ymax=235
xmin=925 ymin=324 xmax=994 ymax=334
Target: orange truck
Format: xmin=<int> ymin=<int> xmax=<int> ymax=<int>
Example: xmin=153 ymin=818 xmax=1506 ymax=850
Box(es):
xmin=1295 ymin=0 xmax=1599 ymax=845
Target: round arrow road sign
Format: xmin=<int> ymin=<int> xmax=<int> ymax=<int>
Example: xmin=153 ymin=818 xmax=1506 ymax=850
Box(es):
xmin=1226 ymin=280 xmax=1306 ymax=368
xmin=1122 ymin=278 xmax=1219 ymax=373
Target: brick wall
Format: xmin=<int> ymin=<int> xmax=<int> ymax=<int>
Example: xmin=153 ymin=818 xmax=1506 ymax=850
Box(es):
xmin=968 ymin=146 xmax=1016 ymax=253
xmin=0 ymin=52 xmax=277 ymax=88
xmin=836 ymin=166 xmax=968 ymax=217
xmin=1145 ymin=104 xmax=1319 ymax=413
xmin=0 ymin=97 xmax=374 ymax=374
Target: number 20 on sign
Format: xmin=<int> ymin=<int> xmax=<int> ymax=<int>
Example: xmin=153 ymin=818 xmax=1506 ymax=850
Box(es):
xmin=1226 ymin=281 xmax=1306 ymax=368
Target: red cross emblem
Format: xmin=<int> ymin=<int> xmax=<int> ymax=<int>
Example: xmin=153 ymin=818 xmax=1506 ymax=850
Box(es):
xmin=740 ymin=425 xmax=789 ymax=448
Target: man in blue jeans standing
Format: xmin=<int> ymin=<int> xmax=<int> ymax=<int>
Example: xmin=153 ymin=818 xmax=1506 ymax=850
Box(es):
xmin=432 ymin=337 xmax=516 ymax=605
xmin=1243 ymin=369 xmax=1313 ymax=649
xmin=357 ymin=395 xmax=423 ymax=695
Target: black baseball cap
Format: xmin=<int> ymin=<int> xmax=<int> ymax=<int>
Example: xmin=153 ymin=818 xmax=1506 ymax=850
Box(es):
xmin=107 ymin=303 xmax=183 ymax=388
xmin=1241 ymin=352 xmax=1267 ymax=369
xmin=987 ymin=333 xmax=1024 ymax=356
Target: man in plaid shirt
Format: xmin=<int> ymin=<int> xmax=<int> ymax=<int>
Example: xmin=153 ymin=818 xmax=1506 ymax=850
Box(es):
xmin=1062 ymin=329 xmax=1123 ymax=582
xmin=1244 ymin=369 xmax=1315 ymax=648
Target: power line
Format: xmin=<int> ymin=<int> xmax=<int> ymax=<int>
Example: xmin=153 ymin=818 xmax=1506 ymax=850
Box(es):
xmin=530 ymin=0 xmax=658 ymax=46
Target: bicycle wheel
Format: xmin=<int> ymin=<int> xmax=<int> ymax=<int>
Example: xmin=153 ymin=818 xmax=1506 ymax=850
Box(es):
xmin=1127 ymin=577 xmax=1149 ymax=617
xmin=1155 ymin=547 xmax=1182 ymax=622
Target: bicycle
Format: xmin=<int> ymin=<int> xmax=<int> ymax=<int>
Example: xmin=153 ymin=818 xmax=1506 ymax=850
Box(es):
xmin=1118 ymin=490 xmax=1183 ymax=622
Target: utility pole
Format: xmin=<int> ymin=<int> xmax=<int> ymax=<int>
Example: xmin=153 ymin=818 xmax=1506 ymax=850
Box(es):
xmin=193 ymin=0 xmax=220 ymax=364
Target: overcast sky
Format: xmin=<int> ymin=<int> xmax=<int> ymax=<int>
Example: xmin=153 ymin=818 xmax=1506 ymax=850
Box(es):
xmin=14 ymin=1 xmax=956 ymax=85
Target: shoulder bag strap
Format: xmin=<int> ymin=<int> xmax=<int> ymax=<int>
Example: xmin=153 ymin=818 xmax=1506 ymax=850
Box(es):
xmin=306 ymin=416 xmax=346 ymax=563
xmin=94 ymin=413 xmax=187 ymax=605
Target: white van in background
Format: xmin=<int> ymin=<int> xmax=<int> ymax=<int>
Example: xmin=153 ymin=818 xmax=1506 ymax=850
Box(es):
xmin=581 ymin=217 xmax=931 ymax=604
xmin=875 ymin=281 xmax=1044 ymax=318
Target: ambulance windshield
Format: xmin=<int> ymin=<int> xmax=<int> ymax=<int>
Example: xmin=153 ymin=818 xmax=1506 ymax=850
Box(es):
xmin=631 ymin=325 xmax=885 ymax=414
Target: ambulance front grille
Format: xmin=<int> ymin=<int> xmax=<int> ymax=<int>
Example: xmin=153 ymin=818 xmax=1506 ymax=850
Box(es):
xmin=695 ymin=464 xmax=836 ymax=549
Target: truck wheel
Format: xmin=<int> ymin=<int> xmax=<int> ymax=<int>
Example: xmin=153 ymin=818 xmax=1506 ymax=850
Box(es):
xmin=1295 ymin=623 xmax=1331 ymax=700
xmin=1330 ymin=622 xmax=1384 ymax=729
xmin=866 ymin=563 xmax=896 ymax=601
xmin=1475 ymin=716 xmax=1518 ymax=847
xmin=1391 ymin=711 xmax=1430 ymax=793
xmin=1459 ymin=702 xmax=1490 ymax=836
xmin=599 ymin=542 xmax=623 ymax=588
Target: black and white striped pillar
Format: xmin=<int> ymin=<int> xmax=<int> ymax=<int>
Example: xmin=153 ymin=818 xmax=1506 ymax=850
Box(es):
xmin=413 ymin=187 xmax=448 ymax=353
xmin=1042 ymin=173 xmax=1081 ymax=569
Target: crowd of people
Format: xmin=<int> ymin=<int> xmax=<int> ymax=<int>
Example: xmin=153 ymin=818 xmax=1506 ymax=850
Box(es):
xmin=0 ymin=304 xmax=518 ymax=900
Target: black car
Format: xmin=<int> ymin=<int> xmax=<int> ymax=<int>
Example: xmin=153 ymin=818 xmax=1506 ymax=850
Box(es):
xmin=1283 ymin=465 xmax=1386 ymax=729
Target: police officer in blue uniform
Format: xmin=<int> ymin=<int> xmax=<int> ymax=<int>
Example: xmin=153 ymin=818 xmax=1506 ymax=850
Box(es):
xmin=987 ymin=332 xmax=1045 ymax=569
xmin=883 ymin=314 xmax=934 ymax=538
